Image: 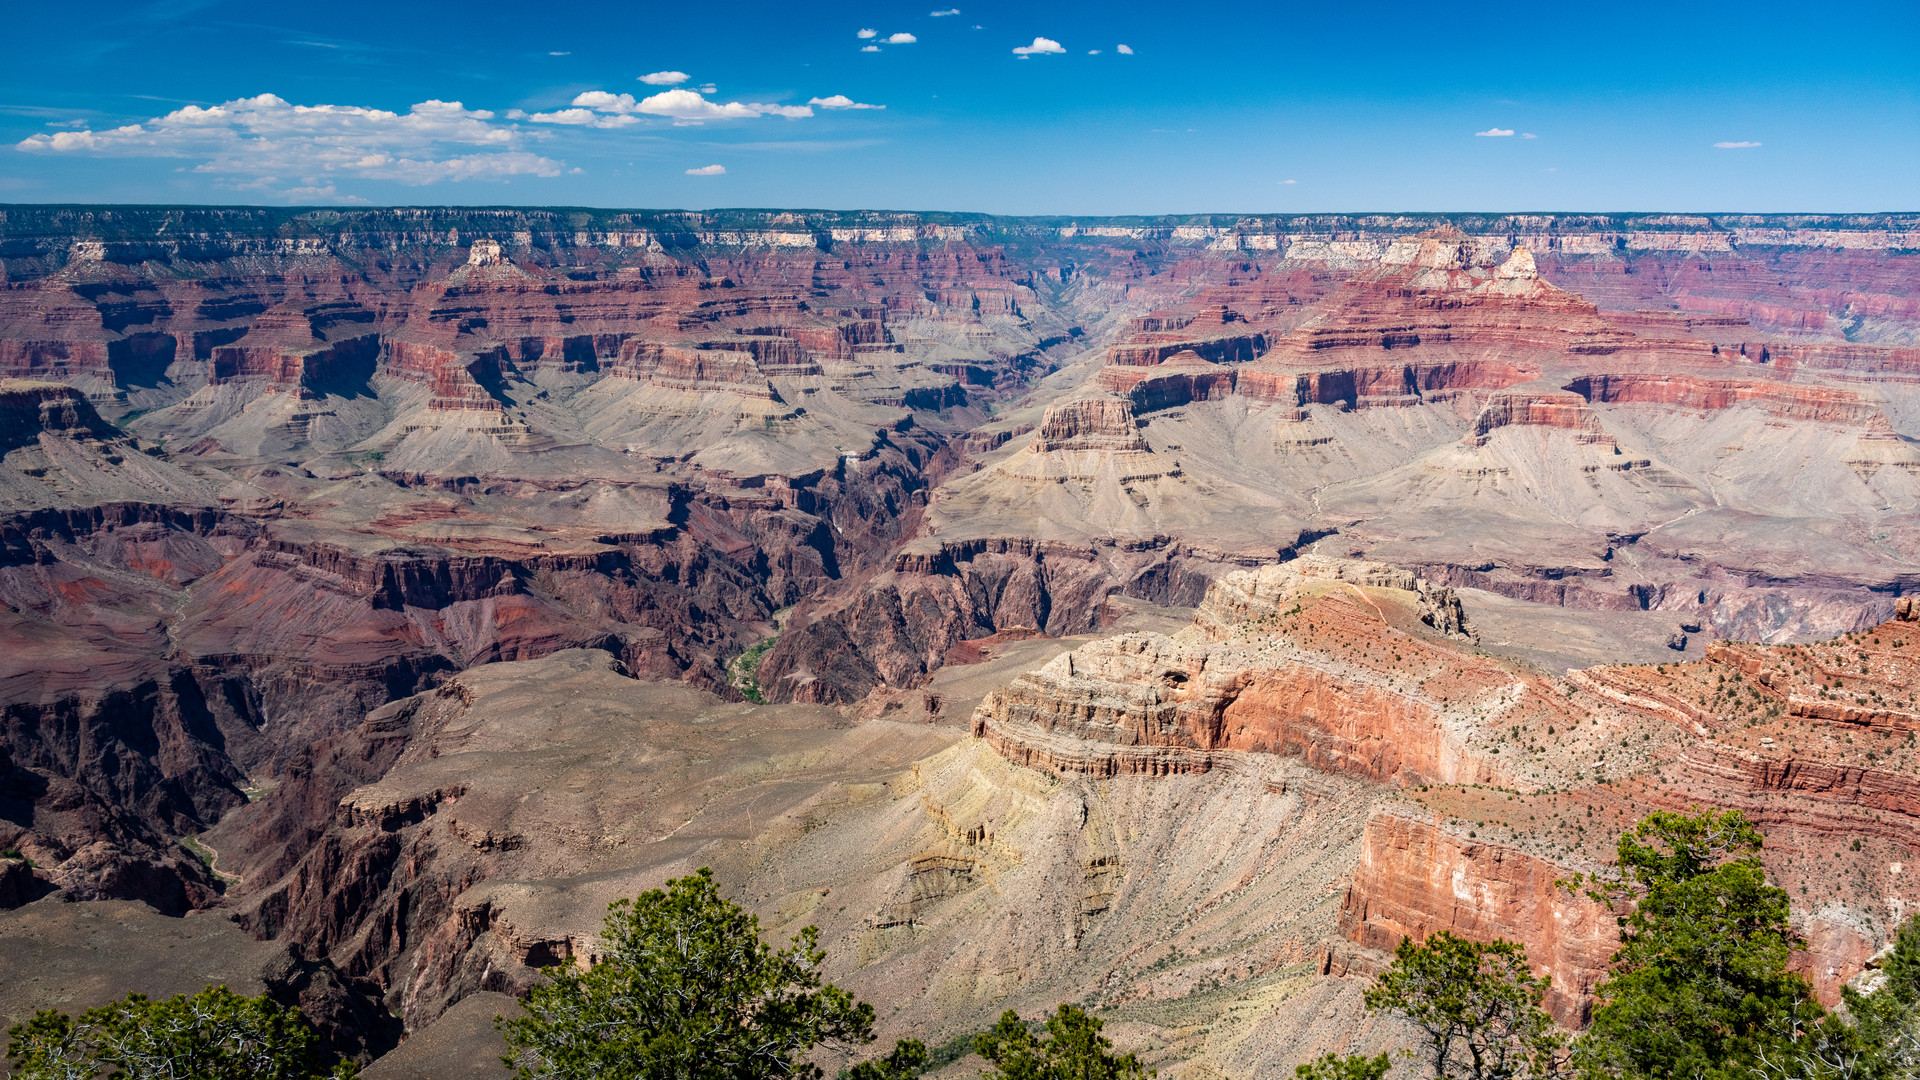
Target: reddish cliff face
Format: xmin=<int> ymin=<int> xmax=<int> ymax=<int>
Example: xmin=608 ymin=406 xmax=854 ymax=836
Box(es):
xmin=1340 ymin=812 xmax=1615 ymax=1024
xmin=971 ymin=559 xmax=1505 ymax=785
xmin=970 ymin=567 xmax=1920 ymax=1021
xmin=1033 ymin=397 xmax=1149 ymax=452
xmin=1465 ymin=393 xmax=1614 ymax=446
xmin=1566 ymin=373 xmax=1889 ymax=426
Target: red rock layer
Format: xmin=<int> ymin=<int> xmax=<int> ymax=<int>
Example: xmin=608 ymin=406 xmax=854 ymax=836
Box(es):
xmin=1566 ymin=373 xmax=1889 ymax=426
xmin=1466 ymin=392 xmax=1615 ymax=445
xmin=1338 ymin=812 xmax=1615 ymax=1024
xmin=1031 ymin=397 xmax=1149 ymax=452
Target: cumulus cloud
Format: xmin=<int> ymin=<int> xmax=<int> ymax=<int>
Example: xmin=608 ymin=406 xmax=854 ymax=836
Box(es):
xmin=857 ymin=28 xmax=877 ymax=37
xmin=559 ymin=88 xmax=812 ymax=124
xmin=1474 ymin=127 xmax=1515 ymax=137
xmin=640 ymin=71 xmax=690 ymax=85
xmin=685 ymin=164 xmax=725 ymax=175
xmin=13 ymin=93 xmax=561 ymax=186
xmin=1715 ymin=140 xmax=1761 ymax=149
xmin=1088 ymin=49 xmax=1101 ymax=54
xmin=861 ymin=44 xmax=881 ymax=51
xmin=886 ymin=32 xmax=917 ymax=43
xmin=1012 ymin=36 xmax=1065 ymax=55
xmin=525 ymin=107 xmax=641 ymax=128
xmin=809 ymin=95 xmax=885 ymax=110
xmin=930 ymin=7 xmax=959 ymax=14
xmin=1116 ymin=44 xmax=1133 ymax=54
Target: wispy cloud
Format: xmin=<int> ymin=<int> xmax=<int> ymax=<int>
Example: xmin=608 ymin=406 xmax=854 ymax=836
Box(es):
xmin=685 ymin=164 xmax=725 ymax=175
xmin=286 ymin=184 xmax=369 ymax=204
xmin=885 ymin=32 xmax=917 ymax=43
xmin=857 ymin=28 xmax=877 ymax=38
xmin=1116 ymin=44 xmax=1133 ymax=54
xmin=1279 ymin=179 xmax=1297 ymax=184
xmin=861 ymin=44 xmax=880 ymax=51
xmin=548 ymin=51 xmax=570 ymax=56
xmin=640 ymin=71 xmax=690 ymax=85
xmin=1087 ymin=49 xmax=1101 ymax=54
xmin=14 ymin=93 xmax=562 ymax=186
xmin=930 ymin=7 xmax=960 ymax=14
xmin=809 ymin=95 xmax=885 ymax=110
xmin=1714 ymin=140 xmax=1761 ymax=149
xmin=1474 ymin=127 xmax=1515 ymax=137
xmin=1012 ymin=36 xmax=1065 ymax=55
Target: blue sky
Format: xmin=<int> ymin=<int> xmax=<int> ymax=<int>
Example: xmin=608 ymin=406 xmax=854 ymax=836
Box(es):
xmin=1 ymin=0 xmax=1915 ymax=213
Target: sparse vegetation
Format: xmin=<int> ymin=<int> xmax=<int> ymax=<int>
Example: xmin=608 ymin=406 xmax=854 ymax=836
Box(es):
xmin=6 ymin=985 xmax=356 ymax=1080
xmin=501 ymin=867 xmax=920 ymax=1080
xmin=1364 ymin=931 xmax=1564 ymax=1080
xmin=730 ymin=637 xmax=777 ymax=703
xmin=975 ymin=1005 xmax=1152 ymax=1080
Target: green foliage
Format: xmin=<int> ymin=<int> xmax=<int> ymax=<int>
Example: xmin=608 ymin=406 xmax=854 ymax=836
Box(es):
xmin=845 ymin=1040 xmax=929 ymax=1080
xmin=973 ymin=1005 xmax=1153 ymax=1080
xmin=1364 ymin=930 xmax=1564 ymax=1080
xmin=4 ymin=984 xmax=353 ymax=1080
xmin=1294 ymin=1052 xmax=1392 ymax=1080
xmin=730 ymin=639 xmax=776 ymax=703
xmin=499 ymin=866 xmax=877 ymax=1080
xmin=1573 ymin=809 xmax=1820 ymax=1080
xmin=1840 ymin=912 xmax=1920 ymax=1080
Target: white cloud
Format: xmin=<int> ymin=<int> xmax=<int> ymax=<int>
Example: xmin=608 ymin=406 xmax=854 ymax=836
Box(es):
xmin=1521 ymin=132 xmax=1537 ymax=139
xmin=1012 ymin=36 xmax=1065 ymax=55
xmin=809 ymin=95 xmax=885 ymax=110
xmin=697 ymin=84 xmax=716 ymax=94
xmin=1474 ymin=127 xmax=1515 ymax=137
xmin=1715 ymin=140 xmax=1762 ymax=149
xmin=930 ymin=7 xmax=960 ymax=14
xmin=640 ymin=71 xmax=690 ymax=85
xmin=1279 ymin=179 xmax=1297 ymax=184
xmin=886 ymin=32 xmax=917 ymax=43
xmin=1116 ymin=44 xmax=1133 ymax=54
xmin=14 ymin=93 xmax=560 ymax=185
xmin=857 ymin=28 xmax=877 ymax=38
xmin=571 ymin=91 xmax=640 ymax=112
xmin=685 ymin=164 xmax=726 ymax=175
xmin=527 ymin=107 xmax=641 ymax=128
xmin=548 ymin=51 xmax=570 ymax=56
xmin=861 ymin=44 xmax=881 ymax=51
xmin=1088 ymin=49 xmax=1101 ymax=54
xmin=565 ymin=88 xmax=811 ymax=124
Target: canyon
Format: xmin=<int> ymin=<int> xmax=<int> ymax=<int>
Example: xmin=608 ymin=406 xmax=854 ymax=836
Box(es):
xmin=2 ymin=207 xmax=1918 ymax=1078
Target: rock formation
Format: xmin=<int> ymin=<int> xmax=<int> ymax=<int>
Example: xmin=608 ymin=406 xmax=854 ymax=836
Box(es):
xmin=1 ymin=207 xmax=1918 ymax=1074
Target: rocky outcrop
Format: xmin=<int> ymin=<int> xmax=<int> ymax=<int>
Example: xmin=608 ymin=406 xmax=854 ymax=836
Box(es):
xmin=972 ymin=559 xmax=1492 ymax=782
xmin=1032 ymin=396 xmax=1148 ymax=452
xmin=0 ymin=380 xmax=126 ymax=451
xmin=1465 ymin=392 xmax=1615 ymax=447
xmin=1565 ymin=373 xmax=1890 ymax=427
xmin=1338 ymin=812 xmax=1614 ymax=1024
